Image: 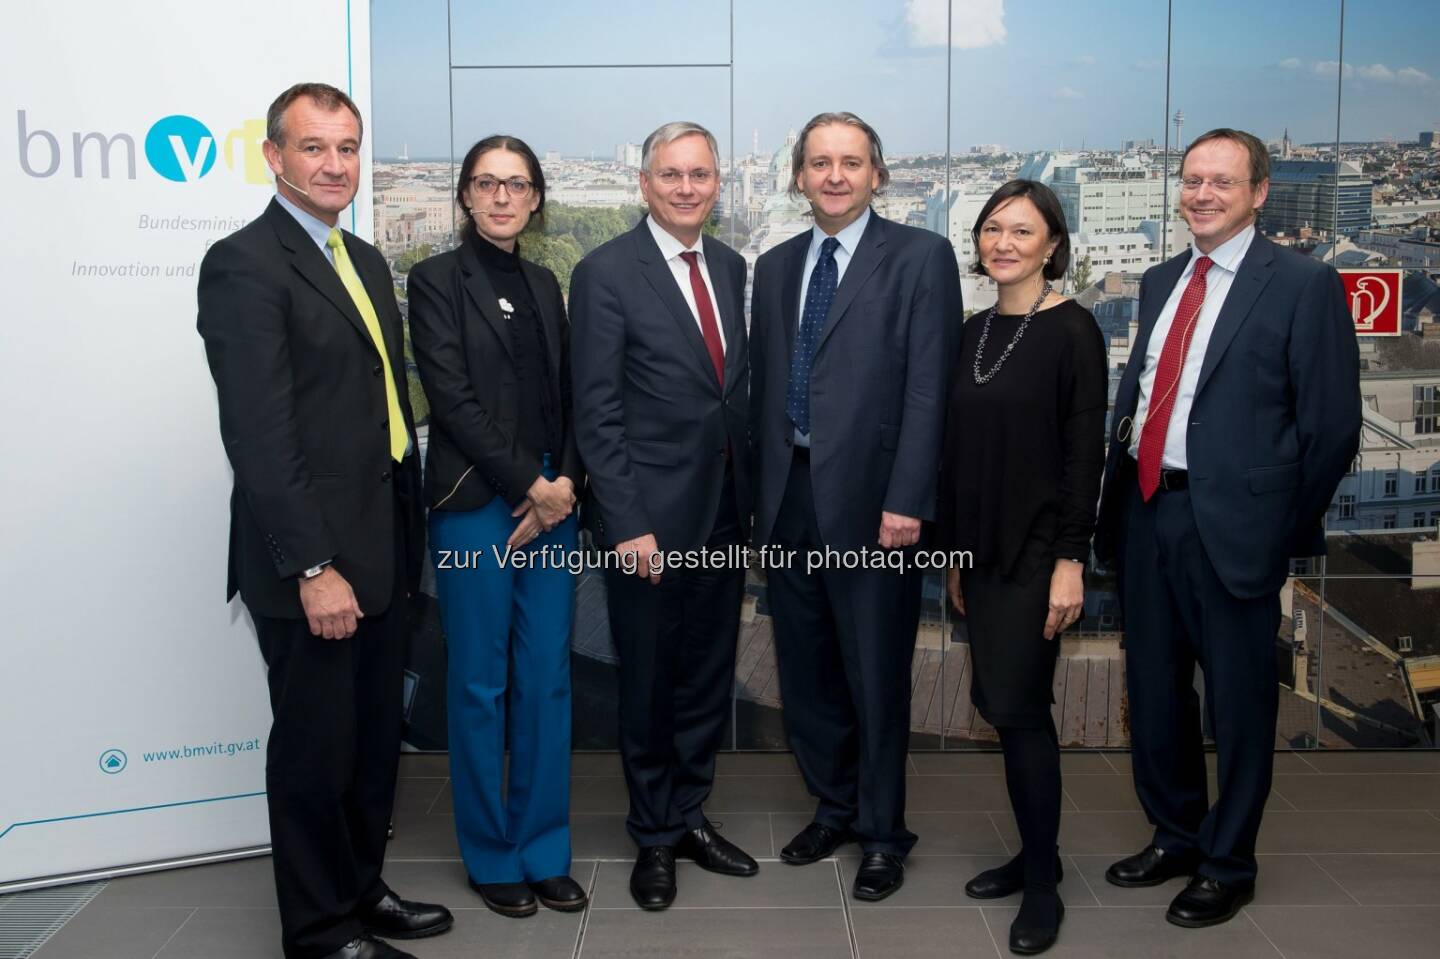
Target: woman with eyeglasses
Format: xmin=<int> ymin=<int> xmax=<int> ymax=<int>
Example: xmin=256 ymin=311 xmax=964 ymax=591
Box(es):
xmin=408 ymin=134 xmax=586 ymax=918
xmin=936 ymin=179 xmax=1107 ymax=954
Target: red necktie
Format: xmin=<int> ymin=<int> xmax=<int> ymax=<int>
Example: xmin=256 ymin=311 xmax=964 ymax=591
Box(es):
xmin=680 ymin=251 xmax=725 ymax=385
xmin=1137 ymin=255 xmax=1213 ymax=501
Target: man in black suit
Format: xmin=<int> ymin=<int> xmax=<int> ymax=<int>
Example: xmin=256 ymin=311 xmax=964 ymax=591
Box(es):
xmin=197 ymin=83 xmax=451 ymax=959
xmin=750 ymin=112 xmax=961 ymax=901
xmin=571 ymin=121 xmax=757 ymax=910
xmin=1094 ymin=128 xmax=1360 ymax=928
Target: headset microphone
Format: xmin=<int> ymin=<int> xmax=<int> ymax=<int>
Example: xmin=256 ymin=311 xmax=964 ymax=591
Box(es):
xmin=277 ymin=174 xmax=310 ymax=197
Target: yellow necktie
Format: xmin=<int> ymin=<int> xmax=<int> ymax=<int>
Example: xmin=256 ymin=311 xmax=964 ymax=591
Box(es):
xmin=327 ymin=228 xmax=407 ymax=462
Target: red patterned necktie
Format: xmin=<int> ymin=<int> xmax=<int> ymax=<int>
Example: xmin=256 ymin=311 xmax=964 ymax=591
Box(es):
xmin=1137 ymin=255 xmax=1213 ymax=501
xmin=679 ymin=251 xmax=725 ymax=385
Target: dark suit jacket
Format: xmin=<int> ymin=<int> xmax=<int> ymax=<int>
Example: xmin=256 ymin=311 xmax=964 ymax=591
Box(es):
xmin=1094 ymin=233 xmax=1361 ymax=599
xmin=407 ymin=239 xmax=583 ymax=512
xmin=750 ymin=212 xmax=962 ymax=552
xmin=570 ymin=219 xmax=752 ymax=551
xmin=197 ymin=198 xmax=423 ymax=619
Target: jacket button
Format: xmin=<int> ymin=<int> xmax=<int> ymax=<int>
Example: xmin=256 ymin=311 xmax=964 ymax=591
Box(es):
xmin=380 ymin=420 xmax=388 ymax=431
xmin=381 ymin=471 xmax=392 ymax=483
xmin=373 ymin=365 xmax=383 ymax=377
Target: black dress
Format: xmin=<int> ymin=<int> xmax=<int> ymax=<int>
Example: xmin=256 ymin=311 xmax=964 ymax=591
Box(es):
xmin=938 ymin=299 xmax=1107 ymax=726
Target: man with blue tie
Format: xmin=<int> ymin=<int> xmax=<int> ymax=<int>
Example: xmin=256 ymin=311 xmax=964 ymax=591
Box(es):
xmin=1094 ymin=128 xmax=1360 ymax=928
xmin=750 ymin=112 xmax=962 ymax=901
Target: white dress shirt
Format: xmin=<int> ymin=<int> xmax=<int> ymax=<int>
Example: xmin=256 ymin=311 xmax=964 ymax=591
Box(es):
xmin=793 ymin=208 xmax=871 ymax=446
xmin=1129 ymin=224 xmax=1256 ymax=469
xmin=647 ymin=215 xmax=726 ymax=350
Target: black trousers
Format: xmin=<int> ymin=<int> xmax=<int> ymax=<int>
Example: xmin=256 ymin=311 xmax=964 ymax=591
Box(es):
xmin=1120 ymin=483 xmax=1280 ymax=885
xmin=768 ymin=455 xmax=921 ymax=857
xmin=605 ymin=468 xmax=744 ymax=847
xmin=253 ymin=479 xmax=412 ymax=959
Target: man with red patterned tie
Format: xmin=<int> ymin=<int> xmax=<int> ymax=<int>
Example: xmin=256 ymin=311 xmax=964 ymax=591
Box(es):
xmin=571 ymin=121 xmax=758 ymax=911
xmin=1094 ymin=128 xmax=1359 ymax=928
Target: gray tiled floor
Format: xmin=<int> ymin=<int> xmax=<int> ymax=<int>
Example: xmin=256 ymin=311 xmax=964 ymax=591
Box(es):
xmin=20 ymin=750 xmax=1440 ymax=958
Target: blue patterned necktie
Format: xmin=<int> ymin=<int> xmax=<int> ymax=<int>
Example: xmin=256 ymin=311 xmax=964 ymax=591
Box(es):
xmin=787 ymin=236 xmax=840 ymax=435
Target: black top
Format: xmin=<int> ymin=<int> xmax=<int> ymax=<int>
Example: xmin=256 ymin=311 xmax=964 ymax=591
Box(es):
xmin=466 ymin=231 xmax=561 ymax=460
xmin=938 ymin=298 xmax=1108 ymax=575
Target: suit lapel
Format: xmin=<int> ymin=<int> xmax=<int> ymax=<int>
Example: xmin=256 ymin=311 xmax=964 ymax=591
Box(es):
xmin=458 ymin=240 xmax=516 ymax=363
xmin=522 ymin=258 xmax=563 ymax=374
xmin=1195 ymin=234 xmax=1276 ymax=396
xmin=267 ymin=201 xmax=376 ymax=354
xmin=635 ymin=220 xmax=721 ymax=393
xmin=703 ymin=235 xmax=742 ymax=390
xmin=815 ymin=212 xmax=887 ymax=354
xmin=1116 ymin=252 xmax=1187 ymax=419
xmin=780 ymin=237 xmax=805 ymax=353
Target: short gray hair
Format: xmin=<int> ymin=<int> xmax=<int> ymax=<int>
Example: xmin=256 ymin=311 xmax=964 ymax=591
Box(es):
xmin=641 ymin=121 xmax=720 ymax=172
xmin=788 ymin=111 xmax=890 ymax=198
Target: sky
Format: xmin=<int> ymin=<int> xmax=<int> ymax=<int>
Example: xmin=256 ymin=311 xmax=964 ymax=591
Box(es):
xmin=369 ymin=0 xmax=1440 ymax=161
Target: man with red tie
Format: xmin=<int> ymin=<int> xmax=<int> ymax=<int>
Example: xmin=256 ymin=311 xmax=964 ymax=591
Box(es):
xmin=1094 ymin=128 xmax=1359 ymax=927
xmin=571 ymin=121 xmax=758 ymax=910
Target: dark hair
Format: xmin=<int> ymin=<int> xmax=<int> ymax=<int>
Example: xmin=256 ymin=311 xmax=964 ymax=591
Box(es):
xmin=266 ymin=82 xmax=363 ymax=146
xmin=455 ymin=134 xmax=547 ymax=236
xmin=1183 ymin=127 xmax=1270 ymax=185
xmin=788 ymin=111 xmax=891 ymax=198
xmin=970 ymin=179 xmax=1070 ymax=281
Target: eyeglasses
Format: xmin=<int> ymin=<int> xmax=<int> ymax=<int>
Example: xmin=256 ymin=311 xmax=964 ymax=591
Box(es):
xmin=648 ymin=168 xmax=716 ymax=186
xmin=1179 ymin=176 xmax=1252 ymax=192
xmin=468 ymin=175 xmax=534 ymax=198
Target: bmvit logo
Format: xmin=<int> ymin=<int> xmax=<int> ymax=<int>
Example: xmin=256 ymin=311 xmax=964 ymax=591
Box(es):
xmin=17 ymin=109 xmax=270 ymax=184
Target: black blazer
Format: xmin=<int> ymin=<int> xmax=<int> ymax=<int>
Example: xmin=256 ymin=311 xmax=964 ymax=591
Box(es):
xmin=570 ymin=219 xmax=752 ymax=551
xmin=197 ymin=199 xmax=424 ymax=619
xmin=1094 ymin=233 xmax=1361 ymax=598
xmin=407 ymin=239 xmax=582 ymax=512
xmin=749 ymin=213 xmax=962 ymax=552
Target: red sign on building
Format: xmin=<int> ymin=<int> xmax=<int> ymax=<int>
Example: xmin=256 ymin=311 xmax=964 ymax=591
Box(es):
xmin=1338 ymin=268 xmax=1403 ymax=336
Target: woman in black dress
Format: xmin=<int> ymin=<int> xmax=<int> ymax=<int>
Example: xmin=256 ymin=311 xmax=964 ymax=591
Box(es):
xmin=938 ymin=179 xmax=1107 ymax=955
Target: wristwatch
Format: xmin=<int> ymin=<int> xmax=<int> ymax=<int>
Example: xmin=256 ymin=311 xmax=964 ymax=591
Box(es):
xmin=300 ymin=562 xmax=330 ymax=580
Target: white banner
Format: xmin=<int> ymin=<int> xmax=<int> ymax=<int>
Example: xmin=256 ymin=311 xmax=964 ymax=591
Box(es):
xmin=0 ymin=0 xmax=372 ymax=888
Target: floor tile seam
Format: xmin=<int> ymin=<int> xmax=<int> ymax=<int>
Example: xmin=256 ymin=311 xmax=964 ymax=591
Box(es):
xmin=424 ymin=778 xmax=450 ymax=815
xmin=1303 ymin=854 xmax=1366 ymax=907
xmin=1240 ymin=906 xmax=1290 ymax=959
xmin=587 ymin=904 xmax=848 ymax=911
xmin=1063 ymin=853 xmax=1104 ymax=908
xmin=985 ymin=813 xmax=1013 ymax=857
xmin=831 ymin=858 xmax=860 ymax=959
xmin=975 ymin=900 xmax=1005 ymax=957
xmin=148 ymin=905 xmax=198 ymax=959
xmin=571 ymin=861 xmax=598 ymax=959
xmin=1266 ymin=785 xmax=1299 ymax=811
xmin=768 ymin=813 xmax=777 ymax=860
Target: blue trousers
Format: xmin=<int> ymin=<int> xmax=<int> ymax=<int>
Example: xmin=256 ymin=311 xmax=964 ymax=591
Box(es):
xmin=430 ymin=490 xmax=577 ymax=884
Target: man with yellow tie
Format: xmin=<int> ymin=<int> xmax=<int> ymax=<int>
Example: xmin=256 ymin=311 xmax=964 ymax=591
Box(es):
xmin=197 ymin=83 xmax=451 ymax=959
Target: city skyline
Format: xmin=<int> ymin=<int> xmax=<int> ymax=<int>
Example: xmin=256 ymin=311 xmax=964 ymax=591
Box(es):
xmin=371 ymin=0 xmax=1440 ymax=161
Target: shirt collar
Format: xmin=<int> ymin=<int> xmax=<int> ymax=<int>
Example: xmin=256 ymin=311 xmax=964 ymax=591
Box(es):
xmin=1186 ymin=223 xmax=1255 ymax=277
xmin=810 ymin=206 xmax=872 ymax=258
xmin=274 ymin=192 xmax=337 ymax=253
xmin=646 ymin=214 xmax=703 ymax=263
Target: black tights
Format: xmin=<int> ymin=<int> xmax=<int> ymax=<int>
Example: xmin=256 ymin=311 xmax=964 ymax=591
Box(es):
xmin=999 ymin=719 xmax=1062 ymax=890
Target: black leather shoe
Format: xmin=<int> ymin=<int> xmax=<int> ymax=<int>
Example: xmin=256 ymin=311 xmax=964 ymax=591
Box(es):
xmin=964 ymin=852 xmax=1064 ymax=900
xmin=1105 ymin=844 xmax=1201 ymax=888
xmin=319 ymin=934 xmax=415 ymax=959
xmin=359 ymin=891 xmax=453 ymax=939
xmin=1009 ymin=891 xmax=1064 ymax=955
xmin=676 ymin=820 xmax=759 ymax=876
xmin=528 ymin=875 xmax=589 ymax=912
xmin=780 ymin=822 xmax=854 ymax=865
xmin=1165 ymin=876 xmax=1254 ymax=928
xmin=630 ymin=845 xmax=677 ymax=911
xmin=467 ymin=879 xmax=537 ymax=918
xmin=852 ymin=852 xmax=905 ymax=901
